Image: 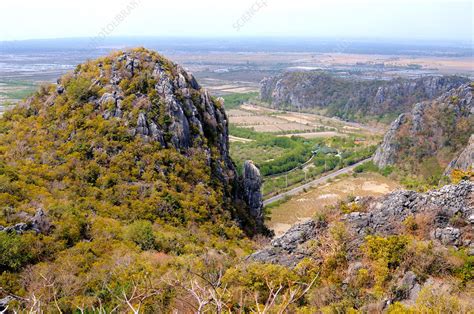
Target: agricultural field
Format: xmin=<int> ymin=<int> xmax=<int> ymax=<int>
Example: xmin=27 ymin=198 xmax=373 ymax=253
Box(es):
xmin=227 ymin=95 xmax=382 ymax=197
xmin=0 ymin=80 xmax=38 ymax=107
xmin=266 ymin=172 xmax=402 ymax=235
xmin=227 ymin=102 xmax=383 ymax=137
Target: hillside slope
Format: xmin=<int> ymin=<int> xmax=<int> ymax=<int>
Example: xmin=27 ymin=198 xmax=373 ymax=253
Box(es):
xmin=374 ymin=83 xmax=473 ymax=183
xmin=260 ymin=72 xmax=469 ymax=121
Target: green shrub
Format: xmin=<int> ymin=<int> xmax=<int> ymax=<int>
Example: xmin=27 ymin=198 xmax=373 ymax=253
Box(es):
xmin=66 ymin=77 xmax=98 ymax=101
xmin=222 ymin=92 xmax=259 ymax=110
xmin=0 ymin=233 xmax=35 ymax=271
xmin=125 ymin=220 xmax=156 ymax=250
xmin=364 ymin=235 xmax=408 ymax=269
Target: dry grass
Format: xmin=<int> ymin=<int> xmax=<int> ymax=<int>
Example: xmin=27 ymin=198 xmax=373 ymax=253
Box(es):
xmin=226 ymin=109 xmax=254 ymax=117
xmin=230 ymin=115 xmax=287 ymax=125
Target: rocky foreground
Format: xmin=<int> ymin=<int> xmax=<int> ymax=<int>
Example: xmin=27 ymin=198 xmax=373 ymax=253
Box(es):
xmin=251 ymin=181 xmax=473 ymax=307
xmin=252 ymin=181 xmax=473 ymax=265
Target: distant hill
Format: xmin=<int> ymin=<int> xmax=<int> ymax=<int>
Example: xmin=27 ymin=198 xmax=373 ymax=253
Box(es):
xmin=260 ymin=72 xmax=469 ymax=121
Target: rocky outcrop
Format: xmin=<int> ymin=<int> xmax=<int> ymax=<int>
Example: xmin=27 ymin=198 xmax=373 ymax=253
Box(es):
xmin=242 ymin=161 xmax=264 ymax=224
xmin=373 ymin=83 xmax=474 ymax=171
xmin=373 ymin=114 xmax=406 ymax=167
xmin=0 ymin=209 xmax=51 ymax=234
xmin=392 ymin=271 xmax=421 ymax=304
xmin=345 ymin=181 xmax=473 ymax=240
xmin=251 ymin=182 xmax=473 ymax=306
xmin=260 ymin=72 xmax=469 ymax=119
xmin=251 ymin=181 xmax=473 ymax=266
xmin=444 ymin=134 xmax=474 ymax=175
xmin=0 ymin=296 xmax=14 ymax=312
xmin=248 ymin=220 xmax=326 ymax=267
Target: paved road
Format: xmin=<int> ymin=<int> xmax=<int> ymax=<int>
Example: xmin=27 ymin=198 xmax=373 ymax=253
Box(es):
xmin=263 ymin=158 xmax=372 ymax=206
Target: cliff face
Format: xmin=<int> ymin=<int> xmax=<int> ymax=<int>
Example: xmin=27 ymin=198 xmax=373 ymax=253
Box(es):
xmin=373 ymin=83 xmax=474 ymax=176
xmin=372 ymin=114 xmax=407 ymax=168
xmin=0 ymin=48 xmax=266 ymax=234
xmin=260 ymin=72 xmax=469 ymax=119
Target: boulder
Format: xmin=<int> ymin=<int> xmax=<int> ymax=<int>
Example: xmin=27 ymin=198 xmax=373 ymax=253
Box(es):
xmin=434 ymin=227 xmax=461 ymax=246
xmin=392 ymin=271 xmax=421 ymax=304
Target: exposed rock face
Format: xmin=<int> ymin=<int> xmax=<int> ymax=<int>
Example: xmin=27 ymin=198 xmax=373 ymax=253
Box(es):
xmin=251 ymin=181 xmax=473 ymax=305
xmin=392 ymin=271 xmax=421 ymax=304
xmin=0 ymin=296 xmax=14 ymax=312
xmin=260 ymin=72 xmax=469 ymax=119
xmin=251 ymin=181 xmax=473 ymax=266
xmin=373 ymin=114 xmax=406 ymax=167
xmin=242 ymin=161 xmax=264 ymax=224
xmin=444 ymin=134 xmax=474 ymax=175
xmin=345 ymin=181 xmax=473 ymax=240
xmin=373 ymin=84 xmax=474 ymax=171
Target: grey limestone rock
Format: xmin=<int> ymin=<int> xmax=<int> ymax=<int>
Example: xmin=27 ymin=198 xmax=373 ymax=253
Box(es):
xmin=252 ymin=181 xmax=473 ymax=266
xmin=260 ymin=72 xmax=468 ymax=117
xmin=444 ymin=134 xmax=474 ymax=175
xmin=243 ymin=161 xmax=263 ymax=223
xmin=373 ymin=113 xmax=406 ymax=167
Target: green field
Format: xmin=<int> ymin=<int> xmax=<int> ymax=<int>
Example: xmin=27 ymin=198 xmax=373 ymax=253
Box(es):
xmin=0 ymin=80 xmax=38 ymax=105
xmin=229 ymin=124 xmax=377 ymax=197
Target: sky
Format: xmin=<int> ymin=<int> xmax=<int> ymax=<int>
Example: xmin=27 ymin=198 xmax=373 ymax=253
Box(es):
xmin=0 ymin=0 xmax=472 ymax=42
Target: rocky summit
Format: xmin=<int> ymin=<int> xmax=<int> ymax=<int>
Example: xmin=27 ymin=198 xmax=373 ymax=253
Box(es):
xmin=0 ymin=48 xmax=276 ymax=311
xmin=1 ymin=48 xmax=267 ymax=235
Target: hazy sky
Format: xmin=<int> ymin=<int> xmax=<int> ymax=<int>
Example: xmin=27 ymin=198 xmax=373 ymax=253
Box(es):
xmin=0 ymin=0 xmax=472 ymax=42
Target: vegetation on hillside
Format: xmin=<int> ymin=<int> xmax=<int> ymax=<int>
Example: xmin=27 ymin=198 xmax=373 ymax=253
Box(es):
xmin=374 ymin=86 xmax=474 ymax=190
xmin=221 ymin=92 xmax=259 ymax=110
xmin=0 ymin=49 xmax=263 ymax=311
